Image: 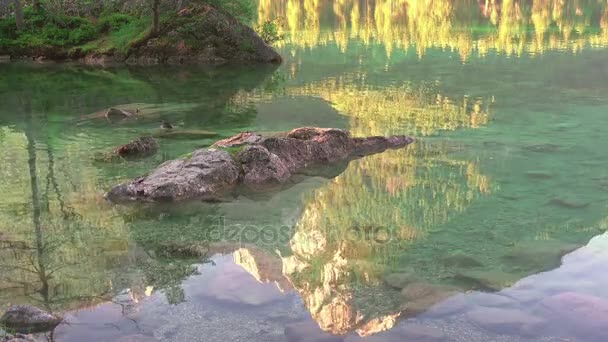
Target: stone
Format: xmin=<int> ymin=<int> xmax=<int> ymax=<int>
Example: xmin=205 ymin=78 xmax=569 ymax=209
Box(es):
xmin=105 ymin=107 xmax=134 ymax=122
xmin=384 ymin=272 xmax=419 ymax=289
xmin=540 ymin=292 xmax=608 ymax=340
xmin=467 ymin=307 xmax=545 ymax=336
xmin=105 ymin=149 xmax=241 ymax=202
xmin=423 ymin=293 xmax=470 ymax=318
xmin=107 ymin=128 xmax=414 ymax=203
xmin=284 ymin=321 xmax=344 ymax=342
xmin=153 ymin=130 xmax=218 ymax=140
xmin=548 ymin=197 xmax=590 ymax=209
xmin=454 ymin=270 xmax=517 ymax=291
xmin=238 ymin=145 xmax=291 ymax=191
xmin=2 ymin=333 xmax=37 ymax=342
xmin=441 ymin=252 xmax=483 ymax=268
xmin=467 ymin=292 xmax=517 ymax=308
xmin=123 ymin=4 xmax=281 ymax=65
xmin=0 ymin=305 xmax=62 ymax=333
xmin=522 ymin=143 xmax=560 ymax=153
xmin=112 ymin=136 xmax=159 ymax=160
xmin=525 ymin=170 xmax=554 ymax=179
xmin=401 ymin=283 xmax=459 ymax=317
xmin=502 ymin=240 xmax=581 ymax=272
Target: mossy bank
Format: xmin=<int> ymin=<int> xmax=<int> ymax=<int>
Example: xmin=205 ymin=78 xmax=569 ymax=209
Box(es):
xmin=0 ymin=2 xmax=281 ymax=65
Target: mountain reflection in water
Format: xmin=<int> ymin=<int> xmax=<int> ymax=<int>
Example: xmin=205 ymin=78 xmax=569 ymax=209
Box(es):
xmin=2 ymin=0 xmax=608 ymax=341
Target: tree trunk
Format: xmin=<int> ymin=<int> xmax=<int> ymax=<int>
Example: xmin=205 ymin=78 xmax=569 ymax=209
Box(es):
xmin=152 ymin=0 xmax=160 ymax=34
xmin=14 ymin=0 xmax=23 ymax=31
xmin=176 ymin=0 xmax=184 ymax=11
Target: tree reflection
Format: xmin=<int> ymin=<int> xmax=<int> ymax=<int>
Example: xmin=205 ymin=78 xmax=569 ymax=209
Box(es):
xmin=258 ymin=0 xmax=608 ymax=60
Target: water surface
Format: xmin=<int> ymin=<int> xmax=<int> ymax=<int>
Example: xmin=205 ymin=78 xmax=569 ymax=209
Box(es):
xmin=2 ymin=1 xmax=608 ymax=341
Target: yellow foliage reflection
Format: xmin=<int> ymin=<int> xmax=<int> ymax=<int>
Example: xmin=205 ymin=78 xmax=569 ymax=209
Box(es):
xmin=258 ymin=0 xmax=608 ymax=60
xmin=280 ymin=140 xmax=493 ymax=335
xmin=286 ymin=78 xmax=491 ymax=136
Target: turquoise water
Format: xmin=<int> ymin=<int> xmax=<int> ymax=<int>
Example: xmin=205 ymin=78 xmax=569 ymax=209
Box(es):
xmin=2 ymin=1 xmax=608 ymax=341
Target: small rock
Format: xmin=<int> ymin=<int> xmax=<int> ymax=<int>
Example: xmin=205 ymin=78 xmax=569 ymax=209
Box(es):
xmin=105 ymin=107 xmax=134 ymax=123
xmin=441 ymin=252 xmax=483 ymax=268
xmin=401 ymin=283 xmax=459 ymax=317
xmin=3 ymin=334 xmax=37 ymax=342
xmin=154 ymin=129 xmax=218 ymax=140
xmin=525 ymin=170 xmax=554 ymax=179
xmin=384 ymin=272 xmax=419 ymax=289
xmin=284 ymin=321 xmax=343 ymax=342
xmin=0 ymin=55 xmax=10 ymax=63
xmin=467 ymin=307 xmax=545 ymax=336
xmin=454 ymin=270 xmax=516 ymax=291
xmin=503 ymin=240 xmax=580 ymax=272
xmin=423 ymin=293 xmax=470 ymax=318
xmin=467 ymin=292 xmax=517 ymax=308
xmin=0 ymin=305 xmax=62 ymax=333
xmin=523 ymin=143 xmax=560 ymax=153
xmin=548 ymin=197 xmax=589 ymax=209
xmin=502 ymin=289 xmax=541 ymax=305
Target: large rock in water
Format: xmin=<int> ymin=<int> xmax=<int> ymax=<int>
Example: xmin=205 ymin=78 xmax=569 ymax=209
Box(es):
xmin=106 ymin=127 xmax=414 ymax=203
xmin=0 ymin=305 xmax=62 ymax=333
xmin=121 ymin=4 xmax=282 ymax=65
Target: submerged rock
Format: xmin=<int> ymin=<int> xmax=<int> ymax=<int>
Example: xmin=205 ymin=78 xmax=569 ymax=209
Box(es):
xmin=384 ymin=272 xmax=419 ymax=290
xmin=522 ymin=143 xmax=560 ymax=153
xmin=454 ymin=269 xmax=516 ymax=291
xmin=0 ymin=305 xmax=62 ymax=333
xmin=400 ymin=282 xmax=459 ymax=317
xmin=106 ymin=127 xmax=414 ymax=203
xmin=105 ymin=107 xmax=135 ymax=123
xmin=153 ymin=130 xmax=218 ymax=140
xmin=441 ymin=252 xmax=483 ymax=268
xmin=502 ymin=240 xmax=580 ymax=272
xmin=95 ymin=136 xmax=159 ymax=162
xmin=548 ymin=197 xmax=590 ymax=209
xmin=1 ymin=333 xmax=37 ymax=342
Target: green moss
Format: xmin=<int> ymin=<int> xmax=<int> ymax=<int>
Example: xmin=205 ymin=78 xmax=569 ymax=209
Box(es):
xmin=217 ymin=145 xmax=245 ymax=159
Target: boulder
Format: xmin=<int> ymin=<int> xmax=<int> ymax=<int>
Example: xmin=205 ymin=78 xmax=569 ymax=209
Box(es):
xmin=123 ymin=4 xmax=282 ymax=65
xmin=0 ymin=305 xmax=62 ymax=333
xmin=106 ymin=127 xmax=414 ymax=203
xmin=105 ymin=149 xmax=240 ymax=202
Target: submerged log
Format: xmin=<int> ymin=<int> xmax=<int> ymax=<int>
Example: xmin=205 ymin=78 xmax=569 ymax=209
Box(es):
xmin=105 ymin=127 xmax=414 ymax=203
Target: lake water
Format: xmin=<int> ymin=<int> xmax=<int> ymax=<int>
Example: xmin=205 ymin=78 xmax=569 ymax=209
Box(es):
xmin=2 ymin=1 xmax=608 ymax=341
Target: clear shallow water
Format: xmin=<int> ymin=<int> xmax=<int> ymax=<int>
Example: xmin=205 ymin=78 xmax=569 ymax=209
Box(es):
xmin=2 ymin=1 xmax=608 ymax=341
